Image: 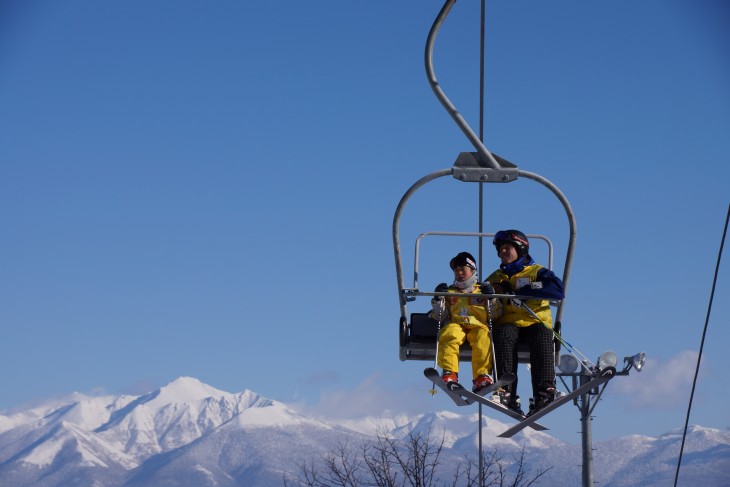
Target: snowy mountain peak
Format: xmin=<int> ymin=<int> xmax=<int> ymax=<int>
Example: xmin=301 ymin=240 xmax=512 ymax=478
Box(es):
xmin=153 ymin=376 xmax=228 ymax=403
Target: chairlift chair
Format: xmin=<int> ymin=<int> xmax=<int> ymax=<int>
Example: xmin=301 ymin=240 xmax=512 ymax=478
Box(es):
xmin=393 ymin=157 xmax=575 ymax=364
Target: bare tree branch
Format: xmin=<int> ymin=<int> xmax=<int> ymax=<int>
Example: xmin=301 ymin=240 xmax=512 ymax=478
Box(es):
xmin=291 ymin=426 xmax=553 ymax=487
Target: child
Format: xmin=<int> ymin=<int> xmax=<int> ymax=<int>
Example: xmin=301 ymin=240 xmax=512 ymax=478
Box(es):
xmin=429 ymin=251 xmax=495 ymax=393
xmin=484 ymin=230 xmax=565 ymax=415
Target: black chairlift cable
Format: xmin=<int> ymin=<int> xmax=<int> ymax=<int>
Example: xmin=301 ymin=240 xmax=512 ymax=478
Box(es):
xmin=477 ymin=2 xmax=487 ymax=486
xmin=477 ymin=0 xmax=486 ymax=269
xmin=673 ymin=202 xmax=729 ymax=487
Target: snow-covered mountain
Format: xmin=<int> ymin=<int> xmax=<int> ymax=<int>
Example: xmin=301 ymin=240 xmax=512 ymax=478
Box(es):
xmin=0 ymin=377 xmax=727 ymax=486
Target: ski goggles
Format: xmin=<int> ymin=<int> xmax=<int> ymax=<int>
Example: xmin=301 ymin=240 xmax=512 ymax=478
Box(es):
xmin=493 ymin=231 xmax=528 ymax=247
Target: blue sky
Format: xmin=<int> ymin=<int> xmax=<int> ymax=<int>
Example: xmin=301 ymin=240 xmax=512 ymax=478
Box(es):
xmin=1 ymin=1 xmax=728 ymax=445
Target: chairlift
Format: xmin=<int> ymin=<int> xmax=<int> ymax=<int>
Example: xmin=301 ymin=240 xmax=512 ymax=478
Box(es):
xmin=393 ymin=1 xmax=577 ymax=367
xmin=393 ymin=4 xmax=646 ymax=485
xmin=394 ymin=162 xmax=575 ymax=364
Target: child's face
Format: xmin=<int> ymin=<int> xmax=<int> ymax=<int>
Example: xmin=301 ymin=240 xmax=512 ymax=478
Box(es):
xmin=498 ymin=243 xmax=519 ymax=265
xmin=452 ymin=265 xmax=474 ymax=282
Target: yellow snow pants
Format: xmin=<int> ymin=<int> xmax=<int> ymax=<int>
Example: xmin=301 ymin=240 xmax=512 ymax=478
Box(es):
xmin=437 ymin=322 xmax=493 ymax=379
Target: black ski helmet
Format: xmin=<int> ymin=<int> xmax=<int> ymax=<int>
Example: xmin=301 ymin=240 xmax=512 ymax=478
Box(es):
xmin=493 ymin=230 xmax=529 ymax=257
xmin=449 ymin=251 xmax=477 ymax=270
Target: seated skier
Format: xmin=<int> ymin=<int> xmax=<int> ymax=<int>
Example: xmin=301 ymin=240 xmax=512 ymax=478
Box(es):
xmin=483 ymin=230 xmax=565 ymax=416
xmin=429 ymin=251 xmax=496 ymax=394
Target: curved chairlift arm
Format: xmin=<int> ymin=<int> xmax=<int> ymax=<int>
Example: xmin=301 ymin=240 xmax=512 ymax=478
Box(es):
xmin=426 ymin=0 xmax=501 ymax=169
xmin=518 ymin=170 xmax=577 ymax=324
xmin=393 ymin=168 xmax=452 ymax=318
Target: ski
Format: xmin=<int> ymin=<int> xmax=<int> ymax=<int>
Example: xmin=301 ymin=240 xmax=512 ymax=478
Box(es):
xmin=455 ymin=382 xmax=549 ymax=431
xmin=462 ymin=372 xmax=515 ymax=402
xmin=497 ymin=367 xmax=616 ymax=438
xmin=424 ymin=367 xmax=470 ymax=406
xmin=423 ymin=368 xmax=548 ymax=431
xmin=425 ymin=367 xmax=513 ymax=399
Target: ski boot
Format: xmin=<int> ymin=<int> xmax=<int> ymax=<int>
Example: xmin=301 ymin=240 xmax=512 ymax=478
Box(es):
xmin=472 ymin=374 xmax=494 ymax=394
xmin=492 ymin=389 xmax=524 ymax=415
xmin=441 ymin=370 xmax=458 ymax=389
xmin=527 ymin=387 xmax=560 ymax=417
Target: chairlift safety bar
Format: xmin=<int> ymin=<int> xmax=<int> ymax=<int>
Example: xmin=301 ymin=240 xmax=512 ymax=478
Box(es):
xmin=412 ymin=231 xmax=554 ymax=292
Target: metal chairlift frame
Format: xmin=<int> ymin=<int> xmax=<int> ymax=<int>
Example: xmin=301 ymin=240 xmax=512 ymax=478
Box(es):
xmin=393 ymin=159 xmax=575 ymax=362
xmin=393 ymin=0 xmax=577 ymax=365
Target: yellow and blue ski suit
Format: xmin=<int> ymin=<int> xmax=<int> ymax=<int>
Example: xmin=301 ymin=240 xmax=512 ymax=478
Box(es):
xmin=485 ymin=258 xmax=565 ymax=399
xmin=487 ymin=264 xmax=553 ymax=328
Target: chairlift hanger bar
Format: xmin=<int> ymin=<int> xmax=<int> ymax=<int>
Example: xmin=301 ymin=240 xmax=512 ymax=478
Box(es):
xmin=426 ymin=0 xmax=501 ymax=169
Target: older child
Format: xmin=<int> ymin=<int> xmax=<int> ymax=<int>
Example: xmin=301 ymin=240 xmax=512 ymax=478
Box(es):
xmin=484 ymin=230 xmax=565 ymax=415
xmin=429 ymin=252 xmax=495 ymax=393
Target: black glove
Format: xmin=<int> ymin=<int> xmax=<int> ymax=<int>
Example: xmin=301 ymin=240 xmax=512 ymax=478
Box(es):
xmin=434 ymin=282 xmax=449 ymax=293
xmin=498 ymin=280 xmax=514 ymax=294
xmin=493 ymin=281 xmax=520 ymax=306
xmin=480 ymin=281 xmax=495 ymax=295
xmin=499 ymin=281 xmax=523 ymax=307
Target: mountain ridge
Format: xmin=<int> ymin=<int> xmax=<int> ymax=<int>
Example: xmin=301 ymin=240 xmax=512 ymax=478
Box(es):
xmin=0 ymin=376 xmax=727 ymax=486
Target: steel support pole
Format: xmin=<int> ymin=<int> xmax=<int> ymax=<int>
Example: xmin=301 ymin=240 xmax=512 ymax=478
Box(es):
xmin=579 ymin=376 xmax=594 ymax=487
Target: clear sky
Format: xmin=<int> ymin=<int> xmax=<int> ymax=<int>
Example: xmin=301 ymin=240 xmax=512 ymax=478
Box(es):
xmin=1 ymin=1 xmax=728 ymax=445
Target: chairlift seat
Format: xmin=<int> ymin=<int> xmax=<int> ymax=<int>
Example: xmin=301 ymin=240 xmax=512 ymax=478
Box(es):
xmin=401 ymin=312 xmax=561 ymax=363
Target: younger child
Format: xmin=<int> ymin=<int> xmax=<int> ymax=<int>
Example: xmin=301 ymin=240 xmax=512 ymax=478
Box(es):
xmin=429 ymin=252 xmax=495 ymax=393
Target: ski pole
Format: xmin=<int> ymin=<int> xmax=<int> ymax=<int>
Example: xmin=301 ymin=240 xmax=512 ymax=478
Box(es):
xmin=514 ymin=298 xmax=597 ymax=372
xmin=429 ymin=298 xmax=445 ymax=397
xmin=484 ymin=293 xmax=499 ymax=383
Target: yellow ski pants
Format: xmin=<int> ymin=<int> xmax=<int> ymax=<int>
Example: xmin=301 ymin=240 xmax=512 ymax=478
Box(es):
xmin=437 ymin=322 xmax=493 ymax=379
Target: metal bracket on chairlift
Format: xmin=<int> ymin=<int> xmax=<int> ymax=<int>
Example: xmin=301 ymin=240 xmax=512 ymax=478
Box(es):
xmin=402 ymin=288 xmax=419 ymax=302
xmin=452 ymin=152 xmax=519 ymax=183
